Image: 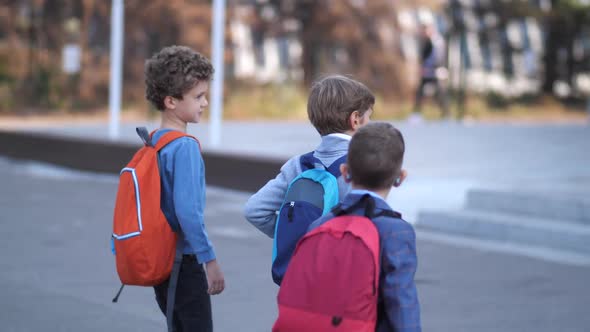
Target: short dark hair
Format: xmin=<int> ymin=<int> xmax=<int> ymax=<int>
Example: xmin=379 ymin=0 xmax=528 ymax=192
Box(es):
xmin=347 ymin=122 xmax=405 ymax=190
xmin=145 ymin=45 xmax=214 ymax=111
xmin=307 ymin=75 xmax=375 ymax=136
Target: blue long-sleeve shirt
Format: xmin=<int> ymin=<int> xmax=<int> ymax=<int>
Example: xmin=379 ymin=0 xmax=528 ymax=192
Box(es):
xmin=309 ymin=190 xmax=422 ymax=332
xmin=152 ymin=129 xmax=215 ymax=263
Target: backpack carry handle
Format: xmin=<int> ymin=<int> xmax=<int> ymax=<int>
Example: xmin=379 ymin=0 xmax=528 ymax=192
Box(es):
xmin=136 ymin=127 xmax=153 ymax=147
xmin=332 ymin=194 xmax=401 ymax=219
xmin=137 ymin=127 xmax=201 ymax=152
xmin=332 ymin=194 xmax=374 ymax=217
xmin=300 ymin=152 xmax=325 ymax=172
xmin=300 ymin=152 xmax=347 ymax=177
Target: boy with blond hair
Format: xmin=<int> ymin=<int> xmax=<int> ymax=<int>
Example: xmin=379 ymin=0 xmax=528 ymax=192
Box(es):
xmin=244 ymin=75 xmax=374 ymax=236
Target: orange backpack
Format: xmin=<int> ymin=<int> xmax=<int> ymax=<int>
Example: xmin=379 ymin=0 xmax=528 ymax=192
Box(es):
xmin=111 ymin=127 xmax=198 ymax=286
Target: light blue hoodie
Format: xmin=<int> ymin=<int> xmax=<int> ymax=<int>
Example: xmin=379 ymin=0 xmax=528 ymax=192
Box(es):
xmin=243 ymin=134 xmax=352 ymax=237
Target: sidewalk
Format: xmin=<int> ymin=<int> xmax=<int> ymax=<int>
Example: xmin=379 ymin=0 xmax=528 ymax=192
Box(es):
xmin=2 ymin=118 xmax=590 ymax=266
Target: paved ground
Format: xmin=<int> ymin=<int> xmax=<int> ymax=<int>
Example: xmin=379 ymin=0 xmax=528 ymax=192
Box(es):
xmin=1 ymin=156 xmax=590 ymax=331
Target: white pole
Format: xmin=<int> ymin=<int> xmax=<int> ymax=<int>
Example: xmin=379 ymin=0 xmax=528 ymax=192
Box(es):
xmin=109 ymin=0 xmax=124 ymax=140
xmin=210 ymin=0 xmax=226 ymax=147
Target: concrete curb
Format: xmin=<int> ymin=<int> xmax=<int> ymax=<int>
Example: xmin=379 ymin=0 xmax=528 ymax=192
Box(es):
xmin=466 ymin=189 xmax=590 ymax=224
xmin=417 ymin=209 xmax=590 ymax=255
xmin=0 ymin=130 xmax=284 ymax=193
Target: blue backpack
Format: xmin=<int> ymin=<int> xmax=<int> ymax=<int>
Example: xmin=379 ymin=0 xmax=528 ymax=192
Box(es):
xmin=271 ymin=152 xmax=347 ymax=285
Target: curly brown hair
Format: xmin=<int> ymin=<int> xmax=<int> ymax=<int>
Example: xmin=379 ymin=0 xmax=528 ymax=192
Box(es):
xmin=145 ymin=45 xmax=214 ymax=111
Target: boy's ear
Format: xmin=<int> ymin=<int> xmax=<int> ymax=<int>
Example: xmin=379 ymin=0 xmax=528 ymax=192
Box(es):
xmin=340 ymin=163 xmax=351 ymax=183
xmin=163 ymin=96 xmax=177 ymax=110
xmin=349 ymin=111 xmax=361 ymax=132
xmin=394 ymin=169 xmax=408 ymax=187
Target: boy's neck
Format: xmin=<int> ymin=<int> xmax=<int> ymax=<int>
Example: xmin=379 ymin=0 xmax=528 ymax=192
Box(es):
xmin=350 ymin=184 xmax=390 ymax=200
xmin=160 ymin=111 xmax=187 ymax=132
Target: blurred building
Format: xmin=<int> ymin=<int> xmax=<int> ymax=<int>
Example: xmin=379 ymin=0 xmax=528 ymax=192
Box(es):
xmin=230 ymin=4 xmax=302 ymax=83
xmin=442 ymin=0 xmax=590 ymax=99
xmin=228 ymin=0 xmax=590 ymax=99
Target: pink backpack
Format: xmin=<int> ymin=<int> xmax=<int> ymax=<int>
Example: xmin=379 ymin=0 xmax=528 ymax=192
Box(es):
xmin=274 ymin=196 xmax=398 ymax=332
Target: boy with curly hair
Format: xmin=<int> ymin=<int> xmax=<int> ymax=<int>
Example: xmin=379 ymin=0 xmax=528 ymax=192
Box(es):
xmin=145 ymin=45 xmax=224 ymax=332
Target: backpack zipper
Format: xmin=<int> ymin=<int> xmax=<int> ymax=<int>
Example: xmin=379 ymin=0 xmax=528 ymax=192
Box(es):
xmin=287 ymin=201 xmax=295 ymax=222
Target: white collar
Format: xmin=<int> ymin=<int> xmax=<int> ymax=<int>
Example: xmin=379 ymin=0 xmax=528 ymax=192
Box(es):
xmin=325 ymin=133 xmax=352 ymax=141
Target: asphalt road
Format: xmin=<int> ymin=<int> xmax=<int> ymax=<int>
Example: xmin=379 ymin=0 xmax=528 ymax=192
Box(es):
xmin=1 ymin=157 xmax=589 ymax=331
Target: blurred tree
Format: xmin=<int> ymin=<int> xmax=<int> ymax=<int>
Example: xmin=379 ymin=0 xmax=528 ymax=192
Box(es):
xmin=78 ymin=0 xmax=214 ymax=108
xmin=261 ymin=0 xmax=408 ymax=97
xmin=0 ymin=0 xmax=218 ymax=112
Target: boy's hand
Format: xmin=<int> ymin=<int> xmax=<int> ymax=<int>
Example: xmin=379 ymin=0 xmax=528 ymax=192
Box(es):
xmin=205 ymin=259 xmax=225 ymax=295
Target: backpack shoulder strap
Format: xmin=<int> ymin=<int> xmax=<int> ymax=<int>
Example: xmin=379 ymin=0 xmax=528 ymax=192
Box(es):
xmin=326 ymin=154 xmax=347 ymax=177
xmin=155 ymin=131 xmax=200 ymax=152
xmin=165 ymin=234 xmax=184 ymax=332
xmin=331 ymin=203 xmax=344 ymax=216
xmin=373 ymin=209 xmax=401 ymax=219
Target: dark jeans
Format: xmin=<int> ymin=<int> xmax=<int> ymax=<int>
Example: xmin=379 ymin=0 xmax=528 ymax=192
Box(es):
xmin=154 ymin=256 xmax=212 ymax=332
xmin=414 ymin=77 xmax=449 ymax=117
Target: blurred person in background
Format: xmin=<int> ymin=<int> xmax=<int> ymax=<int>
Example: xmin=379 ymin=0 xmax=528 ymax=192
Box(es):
xmin=411 ymin=23 xmax=449 ymax=123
